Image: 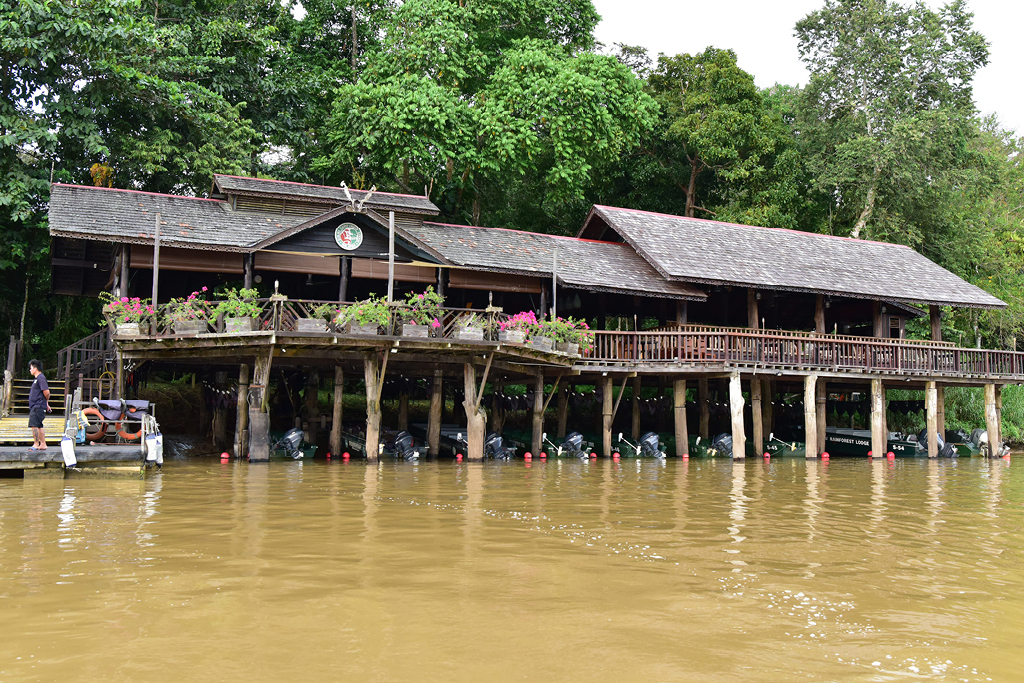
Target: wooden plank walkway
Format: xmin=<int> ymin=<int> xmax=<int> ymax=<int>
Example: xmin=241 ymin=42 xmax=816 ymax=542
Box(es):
xmin=0 ymin=443 xmax=143 ymax=465
xmin=0 ymin=415 xmax=65 ymax=444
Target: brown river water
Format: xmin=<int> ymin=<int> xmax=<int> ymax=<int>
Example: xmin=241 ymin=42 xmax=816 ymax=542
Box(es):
xmin=1 ymin=456 xmax=1022 ymax=682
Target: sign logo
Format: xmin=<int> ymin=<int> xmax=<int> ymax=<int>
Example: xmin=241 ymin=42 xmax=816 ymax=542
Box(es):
xmin=335 ymin=223 xmax=363 ymax=251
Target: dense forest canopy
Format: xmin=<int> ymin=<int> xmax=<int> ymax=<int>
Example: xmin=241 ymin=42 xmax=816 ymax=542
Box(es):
xmin=2 ymin=0 xmax=1024 ymax=359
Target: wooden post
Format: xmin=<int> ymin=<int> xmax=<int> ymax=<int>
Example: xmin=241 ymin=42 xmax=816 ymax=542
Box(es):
xmin=816 ymin=379 xmax=826 ymax=455
xmin=747 ymin=289 xmax=758 ymax=329
xmin=698 ymin=378 xmax=710 ymax=440
xmin=870 ymin=379 xmax=886 ymax=457
xmin=925 ymin=381 xmax=938 ymax=457
xmin=235 ymin=364 xmax=250 ymax=459
xmin=115 ymin=348 xmax=124 ymax=399
xmin=119 ymin=245 xmax=130 ymax=297
xmin=929 ymin=305 xmax=942 ymax=342
xmin=815 ymin=294 xmax=825 ymax=334
xmin=363 ymin=353 xmax=387 ymax=462
xmin=936 ymin=385 xmax=945 ymax=434
xmin=532 ymin=374 xmax=544 ymax=456
xmin=984 ymin=383 xmax=999 ymax=457
xmin=151 ymin=213 xmax=161 ymax=306
xmin=339 ymin=256 xmax=349 ymax=301
xmin=751 ymin=377 xmax=763 ymax=455
xmin=676 ymin=301 xmax=688 ymax=325
xmin=602 ymin=376 xmax=614 ymax=456
xmin=556 ymin=382 xmax=569 ymax=438
xmin=673 ymin=379 xmax=688 ymax=457
xmin=463 ymin=363 xmax=486 ymax=461
xmin=872 ymin=301 xmax=884 ymax=338
xmin=490 ymin=380 xmax=504 ymax=433
xmin=305 ymin=370 xmax=319 ymax=444
xmin=762 ymin=378 xmax=773 ymax=439
xmin=244 ymin=253 xmax=254 ymax=290
xmin=995 ymin=384 xmax=1004 ymax=453
xmin=387 ymin=210 xmax=395 ymax=302
xmin=330 ymin=366 xmax=344 ymax=456
xmin=804 ymin=374 xmax=818 ymax=458
xmin=398 ymin=390 xmax=409 ymax=432
xmin=427 ymin=371 xmax=442 ymax=456
xmin=729 ymin=372 xmax=745 ymax=459
xmin=631 ymin=376 xmax=641 ymax=440
xmin=248 ymin=411 xmax=270 ymax=462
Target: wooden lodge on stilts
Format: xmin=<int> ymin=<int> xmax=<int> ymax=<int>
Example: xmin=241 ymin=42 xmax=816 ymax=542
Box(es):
xmin=43 ymin=174 xmax=1019 ymax=463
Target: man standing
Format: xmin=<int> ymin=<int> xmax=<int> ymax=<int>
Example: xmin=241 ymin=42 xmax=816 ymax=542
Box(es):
xmin=28 ymin=359 xmax=51 ymax=451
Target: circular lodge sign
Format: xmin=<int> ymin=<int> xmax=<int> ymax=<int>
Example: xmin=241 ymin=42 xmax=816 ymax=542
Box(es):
xmin=335 ymin=223 xmax=363 ymax=251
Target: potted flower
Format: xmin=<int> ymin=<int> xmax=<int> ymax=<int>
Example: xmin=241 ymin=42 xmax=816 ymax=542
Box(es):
xmin=336 ymin=295 xmax=390 ymax=335
xmin=525 ymin=315 xmax=555 ymax=352
xmin=164 ymin=287 xmax=210 ymax=335
xmin=455 ymin=312 xmax=484 ymax=341
xmin=100 ymin=293 xmax=154 ymax=336
xmin=498 ymin=311 xmax=536 ymax=344
xmin=214 ymin=287 xmax=261 ymax=334
xmin=540 ymin=317 xmax=576 ymax=353
xmin=398 ymin=287 xmax=444 ymax=338
xmin=302 ymin=303 xmax=337 ymax=332
xmin=564 ymin=317 xmax=593 ymax=356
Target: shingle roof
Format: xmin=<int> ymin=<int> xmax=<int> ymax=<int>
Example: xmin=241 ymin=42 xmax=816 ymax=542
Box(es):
xmin=213 ymin=175 xmax=439 ymax=215
xmin=408 ymin=222 xmax=707 ymax=300
xmin=586 ymin=206 xmax=1006 ymax=309
xmin=48 ymin=184 xmax=306 ymax=251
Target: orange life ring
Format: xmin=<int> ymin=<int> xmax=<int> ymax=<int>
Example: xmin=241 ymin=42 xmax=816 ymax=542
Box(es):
xmin=116 ymin=407 xmax=142 ymax=441
xmin=81 ymin=407 xmax=108 ymax=442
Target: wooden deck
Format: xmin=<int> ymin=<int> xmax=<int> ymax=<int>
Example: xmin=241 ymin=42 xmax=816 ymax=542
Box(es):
xmin=0 ymin=415 xmax=65 ymax=445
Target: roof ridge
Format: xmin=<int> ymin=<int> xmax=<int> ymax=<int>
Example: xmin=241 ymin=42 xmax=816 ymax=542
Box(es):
xmin=593 ymin=205 xmax=913 ymax=250
xmin=51 ymin=184 xmax=224 ymax=203
xmin=214 ymin=174 xmax=429 ymax=200
xmin=420 ymin=221 xmax=619 ymax=246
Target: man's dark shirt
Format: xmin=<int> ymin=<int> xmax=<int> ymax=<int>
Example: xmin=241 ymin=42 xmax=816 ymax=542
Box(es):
xmin=28 ymin=374 xmax=48 ymax=410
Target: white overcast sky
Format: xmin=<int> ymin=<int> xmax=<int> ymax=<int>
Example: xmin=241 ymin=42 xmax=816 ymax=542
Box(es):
xmin=592 ymin=0 xmax=1023 ymax=135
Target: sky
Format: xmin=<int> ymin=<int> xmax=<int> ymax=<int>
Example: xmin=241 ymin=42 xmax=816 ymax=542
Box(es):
xmin=591 ymin=0 xmax=1024 ymax=135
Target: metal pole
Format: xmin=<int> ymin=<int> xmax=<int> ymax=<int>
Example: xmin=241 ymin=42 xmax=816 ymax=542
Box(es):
xmin=552 ymin=246 xmax=558 ymax=319
xmin=151 ymin=213 xmax=161 ymax=306
xmin=387 ymin=210 xmax=395 ymax=302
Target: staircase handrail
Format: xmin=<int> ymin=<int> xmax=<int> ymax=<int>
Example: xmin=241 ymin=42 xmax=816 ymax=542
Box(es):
xmin=56 ymin=328 xmax=113 ymax=380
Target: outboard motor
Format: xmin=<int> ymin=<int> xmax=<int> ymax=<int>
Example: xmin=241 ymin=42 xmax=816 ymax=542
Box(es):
xmin=638 ymin=431 xmax=666 ymax=458
xmin=386 ymin=431 xmax=421 ymax=460
xmin=484 ymin=432 xmax=516 ymax=459
xmin=917 ymin=430 xmax=957 ymax=458
xmin=709 ymin=432 xmax=733 ymax=457
xmin=274 ymin=428 xmax=305 ymax=460
xmin=561 ymin=431 xmax=587 ymax=458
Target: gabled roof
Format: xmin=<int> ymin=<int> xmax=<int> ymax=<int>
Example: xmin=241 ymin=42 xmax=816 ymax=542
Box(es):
xmin=581 ymin=206 xmax=1006 ymax=309
xmin=407 ymin=222 xmax=707 ymax=301
xmin=212 ymin=175 xmax=439 ymax=215
xmin=48 ymin=184 xmax=305 ymax=251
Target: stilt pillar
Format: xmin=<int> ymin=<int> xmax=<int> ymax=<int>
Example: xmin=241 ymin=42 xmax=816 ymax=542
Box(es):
xmin=427 ymin=371 xmax=442 ymax=456
xmin=398 ymin=390 xmax=409 ymax=432
xmin=729 ymin=372 xmax=745 ymax=459
xmin=984 ymin=383 xmax=1000 ymax=456
xmin=631 ymin=376 xmax=641 ymax=440
xmin=925 ymin=381 xmax=938 ymax=458
xmin=673 ymin=379 xmax=688 ymax=457
xmin=698 ymin=378 xmax=710 ymax=440
xmin=463 ymin=363 xmax=486 ymax=461
xmin=936 ymin=385 xmax=945 ymax=435
xmin=996 ymin=384 xmax=1003 ymax=451
xmin=804 ymin=374 xmax=818 ymax=458
xmin=815 ymin=294 xmax=826 ymax=334
xmin=330 ymin=367 xmax=344 ymax=456
xmin=531 ymin=374 xmax=544 ymax=456
xmin=363 ymin=353 xmax=385 ymax=462
xmin=762 ymin=378 xmax=773 ymax=438
xmin=751 ymin=377 xmax=763 ymax=455
xmin=602 ymin=376 xmax=614 ymax=456
xmin=235 ymin=364 xmax=250 ymax=459
xmin=556 ymin=382 xmax=569 ymax=438
xmin=870 ymin=378 xmax=886 ymax=457
xmin=816 ymin=379 xmax=826 ymax=455
xmin=305 ymin=370 xmax=319 ymax=444
xmin=490 ymin=380 xmax=505 ymax=434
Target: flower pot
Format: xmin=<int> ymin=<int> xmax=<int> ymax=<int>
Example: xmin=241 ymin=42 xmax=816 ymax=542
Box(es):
xmin=296 ymin=318 xmax=328 ymax=333
xmin=556 ymin=341 xmax=579 ymax=356
xmin=225 ymin=316 xmax=255 ymax=334
xmin=115 ymin=322 xmax=142 ymax=337
xmin=173 ymin=320 xmax=206 ymax=335
xmin=529 ymin=335 xmax=553 ymax=352
xmin=498 ymin=330 xmax=525 ymax=344
xmin=402 ymin=323 xmax=429 ymax=338
xmin=456 ymin=326 xmax=485 ymax=341
xmin=345 ymin=322 xmax=380 ymax=336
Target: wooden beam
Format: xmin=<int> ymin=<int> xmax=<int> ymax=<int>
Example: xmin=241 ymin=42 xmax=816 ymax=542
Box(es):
xmin=556 ymin=382 xmax=569 ymax=439
xmin=631 ymin=376 xmax=641 ymax=440
xmin=816 ymin=379 xmax=826 ymax=455
xmin=330 ymin=366 xmax=343 ymax=456
xmin=729 ymin=372 xmax=745 ymax=459
xmin=541 ymin=373 xmax=563 ymax=413
xmin=699 ymin=378 xmax=710 ymax=440
xmin=751 ymin=376 xmax=763 ymax=455
xmin=985 ymin=383 xmax=998 ymax=456
xmin=870 ymin=378 xmax=886 ymax=457
xmin=532 ymin=373 xmax=544 ymax=456
xmin=925 ymin=381 xmax=938 ymax=457
xmin=471 ymin=352 xmax=494 ymax=414
xmin=235 ymin=363 xmax=249 ymax=459
xmin=815 ymin=294 xmax=825 ymax=335
xmin=673 ymin=379 xmax=688 ymax=457
xmin=804 ymin=374 xmax=818 ymax=459
xmin=747 ymin=289 xmax=759 ymax=330
xmin=602 ymin=376 xmax=613 ymax=456
xmin=610 ymin=375 xmax=629 ymax=423
xmin=427 ymin=371 xmax=442 ymax=456
xmin=929 ymin=305 xmax=942 ymax=342
xmin=463 ymin=363 xmax=486 ymax=460
xmin=936 ymin=384 xmax=945 ymax=434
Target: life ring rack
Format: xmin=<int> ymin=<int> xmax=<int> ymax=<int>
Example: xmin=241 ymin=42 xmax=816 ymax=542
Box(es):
xmin=81 ymin=407 xmax=107 ymax=442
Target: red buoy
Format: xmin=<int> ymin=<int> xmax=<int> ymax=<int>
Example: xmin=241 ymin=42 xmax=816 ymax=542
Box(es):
xmin=524 ymin=453 xmax=532 ymax=461
xmin=821 ymin=451 xmax=829 ymax=459
xmin=682 ymin=453 xmax=689 ymax=460
xmin=763 ymin=452 xmax=770 ymax=458
xmin=867 ymin=450 xmax=873 ymax=458
xmin=523 ymin=452 xmax=531 ymax=458
xmin=887 ymin=451 xmax=895 ymax=460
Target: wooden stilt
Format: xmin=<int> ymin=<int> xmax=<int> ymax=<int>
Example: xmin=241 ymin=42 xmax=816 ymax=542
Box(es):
xmin=815 ymin=294 xmax=826 ymax=334
xmin=556 ymin=382 xmax=569 ymax=438
xmin=870 ymin=378 xmax=886 ymax=457
xmin=698 ymin=378 xmax=710 ymax=440
xmin=995 ymin=384 xmax=1003 ymax=451
xmin=729 ymin=372 xmax=745 ymax=459
xmin=762 ymin=378 xmax=773 ymax=437
xmin=751 ymin=377 xmax=763 ymax=455
xmin=398 ymin=391 xmax=409 ymax=432
xmin=936 ymin=384 xmax=945 ymax=435
xmin=213 ymin=371 xmax=229 ymax=448
xmin=462 ymin=363 xmax=486 ymax=461
xmin=804 ymin=374 xmax=818 ymax=458
xmin=330 ymin=366 xmax=344 ymax=456
xmin=631 ymin=376 xmax=641 ymax=440
xmin=363 ymin=352 xmax=388 ymax=462
xmin=428 ymin=371 xmax=442 ymax=456
xmin=115 ymin=349 xmax=124 ymax=399
xmin=984 ymin=383 xmax=998 ymax=456
xmin=925 ymin=381 xmax=938 ymax=457
xmin=673 ymin=379 xmax=688 ymax=457
xmin=305 ymin=370 xmax=319 ymax=444
xmin=602 ymin=376 xmax=614 ymax=456
xmin=490 ymin=379 xmax=504 ymax=434
xmin=532 ymin=374 xmax=544 ymax=456
xmin=235 ymin=364 xmax=249 ymax=459
xmin=747 ymin=288 xmax=759 ymax=329
xmin=816 ymin=379 xmax=826 ymax=455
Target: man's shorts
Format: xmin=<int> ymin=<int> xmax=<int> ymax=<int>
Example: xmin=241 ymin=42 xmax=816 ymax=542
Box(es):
xmin=28 ymin=406 xmax=45 ymax=428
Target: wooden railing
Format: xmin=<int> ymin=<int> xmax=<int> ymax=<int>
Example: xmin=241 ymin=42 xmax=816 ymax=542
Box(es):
xmin=56 ymin=328 xmax=112 ymax=380
xmin=584 ymin=329 xmax=1024 ymax=379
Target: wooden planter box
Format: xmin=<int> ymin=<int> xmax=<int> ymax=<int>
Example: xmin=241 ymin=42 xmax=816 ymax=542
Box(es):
xmin=529 ymin=335 xmax=553 ymax=352
xmin=296 ymin=318 xmax=328 ymax=332
xmin=225 ymin=316 xmax=255 ymax=334
xmin=498 ymin=330 xmax=525 ymax=344
xmin=556 ymin=341 xmax=580 ymax=356
xmin=402 ymin=324 xmax=429 ymax=338
xmin=173 ymin=320 xmax=206 ymax=335
xmin=456 ymin=326 xmax=485 ymax=341
xmin=115 ymin=322 xmax=142 ymax=337
xmin=344 ymin=322 xmax=380 ymax=336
